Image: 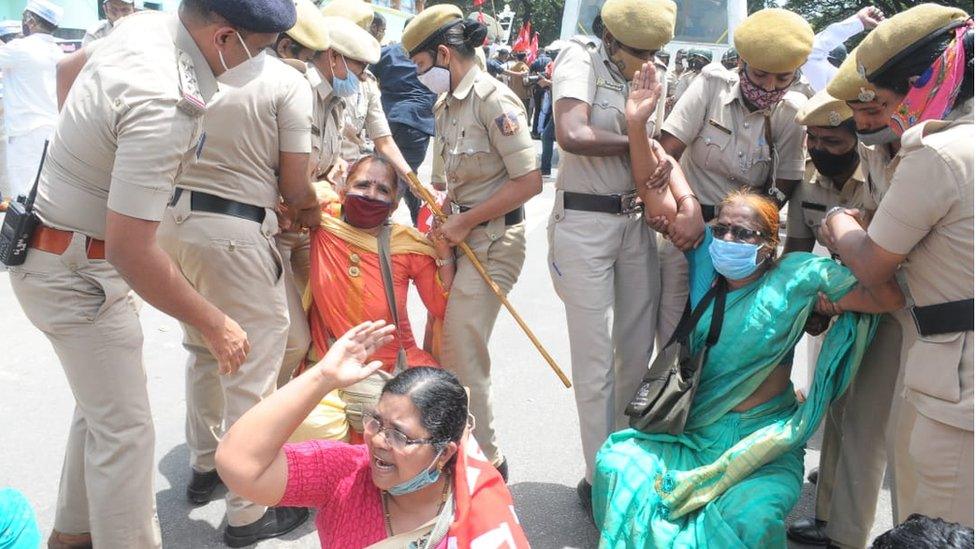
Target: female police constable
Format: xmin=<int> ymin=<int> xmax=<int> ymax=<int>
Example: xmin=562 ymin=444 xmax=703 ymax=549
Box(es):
xmin=547 ymin=0 xmax=680 ymax=506
xmin=653 ymin=8 xmax=812 ymax=344
xmin=400 ymin=5 xmax=543 ymax=479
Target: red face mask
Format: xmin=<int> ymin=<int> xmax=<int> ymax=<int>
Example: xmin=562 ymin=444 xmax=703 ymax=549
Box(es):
xmin=343 ymin=194 xmax=392 ymax=229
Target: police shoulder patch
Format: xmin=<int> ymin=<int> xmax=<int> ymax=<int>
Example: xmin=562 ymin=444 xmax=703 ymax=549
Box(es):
xmin=494 ymin=111 xmax=520 ymax=136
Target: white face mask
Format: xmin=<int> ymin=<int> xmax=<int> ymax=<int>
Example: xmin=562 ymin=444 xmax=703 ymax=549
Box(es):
xmin=217 ymin=32 xmax=265 ymax=86
xmin=218 ymin=32 xmax=255 ymax=72
xmin=418 ymin=65 xmax=451 ymax=95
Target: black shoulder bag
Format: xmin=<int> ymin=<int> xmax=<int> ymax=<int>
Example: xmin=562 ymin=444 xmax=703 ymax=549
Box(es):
xmin=626 ymin=277 xmax=728 ymax=435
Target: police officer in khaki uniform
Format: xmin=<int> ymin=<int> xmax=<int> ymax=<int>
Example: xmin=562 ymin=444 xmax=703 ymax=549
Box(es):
xmin=8 ymin=1 xmax=296 ymax=547
xmin=655 ymin=8 xmax=811 ymax=346
xmin=788 ymin=59 xmax=915 ymax=549
xmin=670 ymin=47 xmax=709 ymax=102
xmin=548 ymin=0 xmax=676 ymax=503
xmin=821 ymin=3 xmax=973 ymax=528
xmin=274 ymin=16 xmax=381 ymax=387
xmin=81 ymin=0 xmax=136 ymax=45
xmin=402 ymin=5 xmax=543 ymax=478
xmin=156 ymin=3 xmax=325 ymax=544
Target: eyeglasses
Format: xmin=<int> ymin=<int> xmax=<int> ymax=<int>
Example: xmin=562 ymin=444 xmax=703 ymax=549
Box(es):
xmin=363 ymin=410 xmax=441 ymax=452
xmin=711 ymin=223 xmax=766 ymax=242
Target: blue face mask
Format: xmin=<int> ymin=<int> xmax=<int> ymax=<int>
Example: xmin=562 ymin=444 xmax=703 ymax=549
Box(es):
xmin=708 ymin=237 xmax=764 ymax=280
xmin=331 ymin=55 xmax=360 ymax=98
xmin=387 ymin=448 xmax=444 ymax=496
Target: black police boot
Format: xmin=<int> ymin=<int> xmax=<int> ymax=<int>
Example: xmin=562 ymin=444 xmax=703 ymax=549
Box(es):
xmin=186 ymin=470 xmax=223 ymax=505
xmin=787 ymin=517 xmax=830 ymax=545
xmin=577 ymin=478 xmax=593 ymax=514
xmin=807 ymin=467 xmax=820 ymax=485
xmin=223 ymin=507 xmax=309 ymax=548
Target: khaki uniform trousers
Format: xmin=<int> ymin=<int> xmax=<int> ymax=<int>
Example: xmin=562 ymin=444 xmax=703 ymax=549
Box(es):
xmin=813 ymin=312 xmax=906 ymax=548
xmin=158 ymin=195 xmax=289 ymax=527
xmin=10 ymin=233 xmax=161 ymax=548
xmin=893 ymin=331 xmax=974 ymax=528
xmin=275 ymin=230 xmax=312 ymax=387
xmin=655 ymin=236 xmax=690 ymax=347
xmin=441 ymin=221 xmax=526 ymax=465
xmin=548 ymin=201 xmax=660 ymax=482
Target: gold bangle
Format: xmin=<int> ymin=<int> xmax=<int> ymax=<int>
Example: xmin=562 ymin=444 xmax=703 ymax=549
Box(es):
xmin=675 ymin=193 xmax=698 ymax=210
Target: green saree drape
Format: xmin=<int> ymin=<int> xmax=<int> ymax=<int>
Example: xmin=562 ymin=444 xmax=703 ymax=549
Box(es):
xmin=593 ymin=233 xmax=879 ymax=548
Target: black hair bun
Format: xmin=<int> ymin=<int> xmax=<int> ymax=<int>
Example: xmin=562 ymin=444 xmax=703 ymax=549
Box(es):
xmin=462 ymin=19 xmax=488 ymax=48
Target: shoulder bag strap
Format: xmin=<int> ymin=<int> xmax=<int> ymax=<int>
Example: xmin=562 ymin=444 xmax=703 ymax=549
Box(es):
xmin=705 ymin=277 xmax=728 ymax=346
xmin=377 ymin=223 xmax=407 ymax=373
xmin=666 ymin=281 xmax=721 ymax=348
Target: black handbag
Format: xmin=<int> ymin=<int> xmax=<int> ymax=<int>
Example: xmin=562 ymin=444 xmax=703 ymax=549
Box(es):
xmin=626 ymin=277 xmax=728 ymax=435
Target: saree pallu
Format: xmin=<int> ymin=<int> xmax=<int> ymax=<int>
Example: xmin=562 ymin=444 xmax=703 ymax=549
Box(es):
xmin=594 ymin=235 xmax=879 ymax=548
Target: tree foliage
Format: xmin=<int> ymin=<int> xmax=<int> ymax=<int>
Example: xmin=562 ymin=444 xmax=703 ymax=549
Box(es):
xmin=780 ymin=0 xmax=972 ymax=34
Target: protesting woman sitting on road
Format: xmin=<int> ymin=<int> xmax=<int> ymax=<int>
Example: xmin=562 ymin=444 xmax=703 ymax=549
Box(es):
xmin=216 ymin=321 xmax=529 ymax=549
xmin=590 ymin=63 xmax=907 ymax=548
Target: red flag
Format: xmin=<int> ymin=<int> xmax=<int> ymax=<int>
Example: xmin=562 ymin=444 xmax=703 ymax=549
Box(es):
xmin=511 ymin=21 xmax=531 ymax=52
xmin=528 ymin=32 xmax=539 ymax=63
xmin=473 ymin=0 xmax=484 ymax=8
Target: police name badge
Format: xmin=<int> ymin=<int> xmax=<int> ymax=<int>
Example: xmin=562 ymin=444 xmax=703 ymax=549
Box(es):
xmin=596 ymin=78 xmax=624 ymax=92
xmin=176 ymin=50 xmax=206 ymax=117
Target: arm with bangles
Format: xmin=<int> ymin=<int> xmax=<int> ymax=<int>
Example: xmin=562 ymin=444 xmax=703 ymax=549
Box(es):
xmin=625 ymin=62 xmax=705 ymax=251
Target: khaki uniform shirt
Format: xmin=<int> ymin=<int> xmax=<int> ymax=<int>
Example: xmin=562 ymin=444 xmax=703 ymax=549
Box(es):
xmin=551 ymin=36 xmax=634 ymax=194
xmin=431 ymin=65 xmax=537 ymax=207
xmin=671 ymin=70 xmax=700 ymax=102
xmin=34 ymin=12 xmax=217 ymax=240
xmin=787 ymin=159 xmax=865 ymax=242
xmin=856 ymin=142 xmax=896 ymax=214
xmin=307 ymin=66 xmax=345 ymax=181
xmin=340 ymin=70 xmax=390 ymax=162
xmin=662 ymin=64 xmax=807 ymax=206
xmin=82 ymin=19 xmax=113 ymax=46
xmin=868 ymin=108 xmax=974 ymax=430
xmin=176 ymin=55 xmax=312 ymax=210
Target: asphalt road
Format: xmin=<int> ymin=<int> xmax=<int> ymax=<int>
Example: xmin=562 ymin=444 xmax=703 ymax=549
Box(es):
xmin=0 ymin=145 xmax=893 ymax=548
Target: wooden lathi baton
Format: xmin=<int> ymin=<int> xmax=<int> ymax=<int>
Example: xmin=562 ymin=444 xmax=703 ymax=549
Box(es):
xmin=405 ymin=172 xmax=571 ymax=388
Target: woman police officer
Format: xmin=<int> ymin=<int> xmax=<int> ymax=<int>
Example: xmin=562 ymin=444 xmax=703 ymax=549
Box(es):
xmin=400 ymin=5 xmax=543 ymax=479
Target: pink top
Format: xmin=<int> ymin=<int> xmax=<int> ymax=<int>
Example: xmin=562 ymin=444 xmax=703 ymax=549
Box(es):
xmin=279 ymin=440 xmax=386 ymax=548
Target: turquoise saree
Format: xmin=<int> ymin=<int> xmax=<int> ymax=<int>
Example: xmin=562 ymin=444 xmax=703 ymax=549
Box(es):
xmin=593 ymin=232 xmax=878 ymax=548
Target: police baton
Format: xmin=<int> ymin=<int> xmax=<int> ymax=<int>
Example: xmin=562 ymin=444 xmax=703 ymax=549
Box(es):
xmin=405 ymin=172 xmax=571 ymax=389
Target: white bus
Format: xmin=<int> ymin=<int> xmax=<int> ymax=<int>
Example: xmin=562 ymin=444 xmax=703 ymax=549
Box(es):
xmin=559 ymin=0 xmax=748 ymax=63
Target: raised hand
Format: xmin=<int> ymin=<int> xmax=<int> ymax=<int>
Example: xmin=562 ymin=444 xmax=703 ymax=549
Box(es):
xmin=625 ymin=61 xmax=663 ymax=125
xmin=316 ymin=321 xmax=396 ymax=388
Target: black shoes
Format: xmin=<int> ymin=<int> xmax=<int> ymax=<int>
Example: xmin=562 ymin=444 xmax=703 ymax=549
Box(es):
xmin=187 ymin=470 xmax=223 ymax=505
xmin=495 ymin=457 xmax=509 ymax=483
xmin=787 ymin=517 xmax=830 ymax=545
xmin=577 ymin=478 xmax=593 ymax=514
xmin=223 ymin=507 xmax=310 ymax=547
xmin=807 ymin=467 xmax=819 ymax=485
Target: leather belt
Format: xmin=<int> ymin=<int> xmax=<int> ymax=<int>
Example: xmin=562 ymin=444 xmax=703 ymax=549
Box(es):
xmin=457 ymin=205 xmax=525 ymax=226
xmin=30 ymin=225 xmax=105 ymax=259
xmin=170 ymin=188 xmax=266 ymax=223
xmin=912 ymin=299 xmax=974 ymax=336
xmin=563 ymin=191 xmax=642 ymax=215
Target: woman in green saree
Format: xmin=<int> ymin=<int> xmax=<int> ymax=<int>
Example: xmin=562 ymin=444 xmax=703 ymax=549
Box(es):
xmin=592 ymin=63 xmax=908 ymax=548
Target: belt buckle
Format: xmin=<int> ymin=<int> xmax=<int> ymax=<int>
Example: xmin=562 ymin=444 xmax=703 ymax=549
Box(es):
xmin=619 ymin=191 xmax=643 ymax=215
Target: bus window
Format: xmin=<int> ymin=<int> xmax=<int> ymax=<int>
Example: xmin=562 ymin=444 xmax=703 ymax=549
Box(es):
xmin=566 ymin=0 xmax=732 ymax=45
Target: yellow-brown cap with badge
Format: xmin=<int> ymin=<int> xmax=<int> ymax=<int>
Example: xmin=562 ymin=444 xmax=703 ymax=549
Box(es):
xmin=402 ymin=4 xmax=464 ymax=57
xmin=797 ymin=89 xmax=853 ymax=127
xmin=827 ymin=48 xmax=878 ymax=102
xmin=321 ymin=0 xmax=374 ymax=30
xmin=734 ymin=8 xmax=814 ymax=73
xmin=600 ymin=0 xmax=676 ymax=50
xmin=855 ymin=3 xmax=969 ymax=80
xmin=324 ymin=15 xmax=381 ymax=64
xmin=286 ymin=0 xmax=331 ymax=52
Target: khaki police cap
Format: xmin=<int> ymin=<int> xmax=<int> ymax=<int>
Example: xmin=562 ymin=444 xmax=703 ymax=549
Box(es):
xmin=601 ymin=0 xmax=676 ymax=51
xmin=286 ymin=0 xmax=331 ymax=52
xmin=324 ymin=16 xmax=380 ymax=64
xmin=827 ymin=48 xmax=878 ymax=102
xmin=402 ymin=4 xmax=464 ymax=56
xmin=855 ymin=3 xmax=969 ymax=80
xmin=321 ymin=0 xmax=374 ymax=30
xmin=734 ymin=8 xmax=814 ymax=73
xmin=797 ymin=89 xmax=853 ymax=127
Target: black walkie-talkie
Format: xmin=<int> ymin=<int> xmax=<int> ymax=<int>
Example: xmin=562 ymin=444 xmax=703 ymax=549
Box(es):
xmin=0 ymin=140 xmax=48 ymax=266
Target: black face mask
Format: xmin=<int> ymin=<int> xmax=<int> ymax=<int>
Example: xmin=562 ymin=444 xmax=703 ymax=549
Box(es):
xmin=808 ymin=147 xmax=859 ymax=178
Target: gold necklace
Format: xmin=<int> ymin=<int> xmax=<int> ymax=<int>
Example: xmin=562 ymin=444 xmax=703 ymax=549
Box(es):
xmin=382 ymin=477 xmax=450 ymax=537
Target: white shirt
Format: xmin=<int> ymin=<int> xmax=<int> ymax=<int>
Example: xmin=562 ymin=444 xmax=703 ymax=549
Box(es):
xmin=801 ymin=14 xmax=864 ymax=93
xmin=0 ymin=33 xmax=63 ymax=137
